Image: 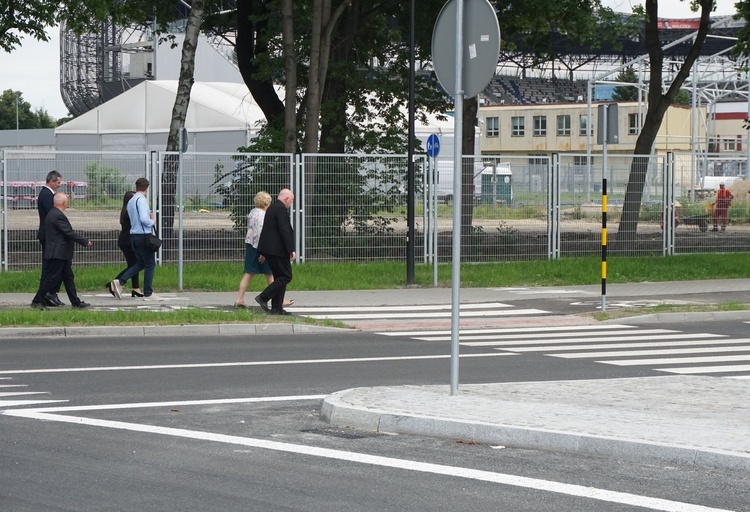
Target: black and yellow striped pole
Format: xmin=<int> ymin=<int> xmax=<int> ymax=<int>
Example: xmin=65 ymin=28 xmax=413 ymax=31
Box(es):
xmin=601 ymin=178 xmax=607 ymax=311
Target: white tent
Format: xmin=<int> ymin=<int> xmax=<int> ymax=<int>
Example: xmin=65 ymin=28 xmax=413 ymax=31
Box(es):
xmin=54 ymin=79 xmax=463 ymax=155
xmin=55 ymin=81 xmax=268 ymax=152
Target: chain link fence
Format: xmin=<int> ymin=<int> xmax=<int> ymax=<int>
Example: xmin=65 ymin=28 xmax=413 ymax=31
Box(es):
xmin=3 ymin=150 xmax=749 ymax=271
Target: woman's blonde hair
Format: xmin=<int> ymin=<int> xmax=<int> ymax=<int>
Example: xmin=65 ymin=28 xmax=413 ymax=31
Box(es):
xmin=253 ymin=191 xmax=273 ymax=209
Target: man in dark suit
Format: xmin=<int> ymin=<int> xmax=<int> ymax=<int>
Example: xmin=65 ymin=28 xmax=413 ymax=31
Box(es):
xmin=31 ymin=170 xmax=64 ymax=307
xmin=255 ymin=188 xmax=296 ymax=315
xmin=33 ymin=193 xmax=92 ymax=309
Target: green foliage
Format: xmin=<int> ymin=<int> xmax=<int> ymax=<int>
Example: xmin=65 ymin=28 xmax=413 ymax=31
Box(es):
xmin=673 ymin=89 xmax=691 ymax=105
xmin=611 ymin=67 xmax=639 ymax=102
xmin=212 ymin=154 xmax=293 ymax=231
xmin=0 ymin=90 xmax=57 ymax=129
xmin=83 ymin=162 xmax=128 ymax=203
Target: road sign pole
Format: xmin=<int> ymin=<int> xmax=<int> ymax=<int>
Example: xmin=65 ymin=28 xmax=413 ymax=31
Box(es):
xmin=450 ymin=0 xmax=464 ymax=396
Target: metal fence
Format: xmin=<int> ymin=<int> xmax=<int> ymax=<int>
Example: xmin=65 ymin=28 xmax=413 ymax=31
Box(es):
xmin=2 ymin=150 xmax=749 ymax=271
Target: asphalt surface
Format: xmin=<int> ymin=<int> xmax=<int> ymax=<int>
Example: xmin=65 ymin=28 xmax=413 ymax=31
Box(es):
xmin=2 ymin=279 xmax=750 ymax=471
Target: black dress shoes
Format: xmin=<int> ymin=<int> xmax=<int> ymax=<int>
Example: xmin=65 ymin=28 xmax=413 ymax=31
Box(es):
xmin=254 ymin=295 xmax=269 ymax=312
xmin=50 ymin=294 xmax=64 ymax=306
xmin=43 ymin=293 xmax=61 ymax=307
xmin=30 ymin=302 xmax=46 ymax=310
xmin=72 ymin=301 xmax=91 ymax=309
xmin=269 ymin=308 xmax=292 ymax=316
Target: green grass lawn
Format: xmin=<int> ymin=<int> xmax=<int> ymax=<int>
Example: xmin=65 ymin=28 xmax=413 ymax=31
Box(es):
xmin=1 ymin=253 xmax=748 ymax=327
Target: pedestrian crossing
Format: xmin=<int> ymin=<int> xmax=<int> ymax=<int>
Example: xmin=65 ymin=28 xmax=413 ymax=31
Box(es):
xmin=0 ymin=377 xmax=66 ymax=408
xmin=378 ymin=323 xmax=750 ymax=379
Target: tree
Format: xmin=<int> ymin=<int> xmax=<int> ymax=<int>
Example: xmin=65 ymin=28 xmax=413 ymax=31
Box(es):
xmin=0 ymin=0 xmax=145 ymax=52
xmin=0 ymin=90 xmax=56 ymax=129
xmin=162 ymin=0 xmax=206 ymax=241
xmin=611 ymin=67 xmax=640 ymax=102
xmin=615 ymin=0 xmax=714 ymax=249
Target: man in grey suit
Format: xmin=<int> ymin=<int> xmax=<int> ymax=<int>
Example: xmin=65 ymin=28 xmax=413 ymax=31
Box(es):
xmin=255 ymin=188 xmax=296 ymax=315
xmin=31 ymin=170 xmax=64 ymax=307
xmin=33 ymin=193 xmax=92 ymax=309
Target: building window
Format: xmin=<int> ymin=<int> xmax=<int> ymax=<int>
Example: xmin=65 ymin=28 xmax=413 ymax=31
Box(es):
xmin=557 ymin=115 xmax=571 ymax=136
xmin=511 ymin=116 xmax=525 ymax=137
xmin=533 ymin=115 xmax=547 ymax=136
xmin=579 ymin=115 xmax=591 ymax=136
xmin=486 ymin=116 xmax=499 ymax=137
xmin=628 ymin=113 xmax=640 ymax=135
xmin=723 ymin=137 xmax=737 ymax=152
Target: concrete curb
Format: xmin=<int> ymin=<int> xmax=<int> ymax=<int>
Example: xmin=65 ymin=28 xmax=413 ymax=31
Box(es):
xmin=0 ymin=323 xmax=346 ymax=339
xmin=321 ymin=389 xmax=750 ymax=472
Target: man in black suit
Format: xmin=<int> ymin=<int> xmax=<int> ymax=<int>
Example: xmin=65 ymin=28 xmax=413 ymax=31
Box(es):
xmin=31 ymin=170 xmax=64 ymax=307
xmin=33 ymin=193 xmax=92 ymax=309
xmin=255 ymin=188 xmax=296 ymax=315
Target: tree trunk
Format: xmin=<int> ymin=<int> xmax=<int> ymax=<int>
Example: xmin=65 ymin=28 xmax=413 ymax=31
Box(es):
xmin=236 ymin=0 xmax=284 ymax=131
xmin=614 ymin=0 xmax=713 ymax=250
xmin=281 ymin=0 xmax=297 ymax=154
xmin=163 ymin=0 xmax=204 ymax=242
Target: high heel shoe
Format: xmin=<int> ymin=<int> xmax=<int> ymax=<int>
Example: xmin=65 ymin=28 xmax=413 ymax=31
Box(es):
xmin=131 ymin=290 xmax=144 ymax=297
xmin=105 ymin=282 xmax=115 ymax=297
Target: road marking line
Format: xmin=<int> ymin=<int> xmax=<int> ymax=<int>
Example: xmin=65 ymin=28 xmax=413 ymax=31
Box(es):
xmin=307 ymin=309 xmax=548 ymax=320
xmin=504 ymin=339 xmax=750 ymax=352
xmin=2 ymin=401 xmax=730 ymax=512
xmin=463 ymin=333 xmax=722 ymax=347
xmin=655 ymin=364 xmax=750 ymax=375
xmin=0 ymin=400 xmax=68 ymax=407
xmin=601 ymin=355 xmax=750 ymax=366
xmin=380 ymin=324 xmax=637 ymax=337
xmin=553 ymin=346 xmax=750 ymax=359
xmin=0 ymin=352 xmax=512 ymax=375
xmin=415 ymin=328 xmax=681 ymax=342
xmin=0 ymin=391 xmax=49 ymax=397
xmin=293 ymin=303 xmax=515 ymax=313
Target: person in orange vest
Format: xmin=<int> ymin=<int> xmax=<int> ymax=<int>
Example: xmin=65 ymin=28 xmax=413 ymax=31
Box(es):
xmin=712 ymin=182 xmax=734 ymax=232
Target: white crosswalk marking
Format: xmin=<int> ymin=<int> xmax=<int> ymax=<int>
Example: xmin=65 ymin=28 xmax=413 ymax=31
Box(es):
xmin=379 ymin=323 xmax=750 ymax=378
xmin=0 ymin=378 xmax=67 ymax=408
xmin=296 ymin=302 xmax=550 ymax=321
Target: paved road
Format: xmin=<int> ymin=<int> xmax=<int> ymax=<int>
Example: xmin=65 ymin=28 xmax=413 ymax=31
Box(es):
xmin=1 ymin=328 xmax=747 ymax=511
xmin=1 ymin=280 xmax=750 ymax=510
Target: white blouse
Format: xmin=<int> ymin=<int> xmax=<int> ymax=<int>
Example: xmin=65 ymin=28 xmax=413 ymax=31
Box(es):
xmin=244 ymin=208 xmax=265 ymax=248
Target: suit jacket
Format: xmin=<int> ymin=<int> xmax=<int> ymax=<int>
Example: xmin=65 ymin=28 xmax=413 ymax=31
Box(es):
xmin=44 ymin=207 xmax=89 ymax=261
xmin=37 ymin=187 xmax=54 ymax=242
xmin=257 ymin=199 xmax=294 ymax=258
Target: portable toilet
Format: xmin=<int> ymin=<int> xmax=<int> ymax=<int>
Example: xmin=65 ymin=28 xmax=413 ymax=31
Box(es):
xmin=480 ymin=163 xmax=512 ymax=205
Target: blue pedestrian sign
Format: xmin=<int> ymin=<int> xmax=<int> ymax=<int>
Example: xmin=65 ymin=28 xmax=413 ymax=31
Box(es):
xmin=426 ymin=134 xmax=440 ymax=158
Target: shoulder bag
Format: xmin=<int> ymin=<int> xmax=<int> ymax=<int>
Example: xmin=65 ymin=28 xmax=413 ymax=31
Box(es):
xmin=135 ymin=197 xmax=162 ymax=252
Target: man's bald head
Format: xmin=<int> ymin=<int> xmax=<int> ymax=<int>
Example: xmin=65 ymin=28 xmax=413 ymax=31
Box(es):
xmin=278 ymin=188 xmax=294 ymax=207
xmin=53 ymin=193 xmax=69 ymax=210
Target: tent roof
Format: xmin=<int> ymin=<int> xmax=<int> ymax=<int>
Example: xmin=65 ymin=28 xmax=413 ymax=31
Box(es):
xmin=56 ymin=81 xmax=269 ymax=135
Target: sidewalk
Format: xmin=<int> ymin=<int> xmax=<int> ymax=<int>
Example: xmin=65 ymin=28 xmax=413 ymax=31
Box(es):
xmin=2 ymin=281 xmax=750 ymax=469
xmin=322 ymin=376 xmax=750 ymax=471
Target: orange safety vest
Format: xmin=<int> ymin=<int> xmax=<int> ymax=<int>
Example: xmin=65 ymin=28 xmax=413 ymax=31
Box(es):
xmin=716 ymin=188 xmax=733 ymax=206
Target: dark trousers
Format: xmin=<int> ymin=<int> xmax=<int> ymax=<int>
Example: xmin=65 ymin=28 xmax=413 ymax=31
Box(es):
xmin=115 ymin=243 xmax=140 ymax=289
xmin=32 ymin=241 xmax=60 ymax=304
xmin=118 ymin=234 xmax=155 ymax=297
xmin=259 ymin=254 xmax=293 ymax=310
xmin=37 ymin=258 xmax=81 ymax=306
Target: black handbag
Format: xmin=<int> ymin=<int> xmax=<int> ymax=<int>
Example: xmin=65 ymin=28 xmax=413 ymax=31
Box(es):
xmin=145 ymin=233 xmax=162 ymax=252
xmin=136 ymin=197 xmax=161 ymax=252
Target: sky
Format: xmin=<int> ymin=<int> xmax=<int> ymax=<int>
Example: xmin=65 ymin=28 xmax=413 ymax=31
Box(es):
xmin=0 ymin=0 xmax=740 ymax=120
